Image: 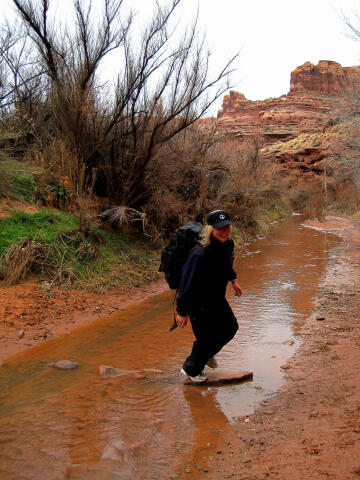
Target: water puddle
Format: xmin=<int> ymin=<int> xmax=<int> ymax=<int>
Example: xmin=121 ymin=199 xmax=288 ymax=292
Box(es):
xmin=0 ymin=216 xmax=340 ymax=479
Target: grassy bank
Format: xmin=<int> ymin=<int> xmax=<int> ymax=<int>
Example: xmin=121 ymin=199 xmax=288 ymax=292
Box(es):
xmin=0 ymin=201 xmax=293 ymax=291
xmin=0 ymin=209 xmax=160 ymax=290
xmin=0 ymin=158 xmax=35 ymax=202
xmin=253 ymin=202 xmax=292 ymax=235
xmin=0 ymin=159 xmax=293 ymax=290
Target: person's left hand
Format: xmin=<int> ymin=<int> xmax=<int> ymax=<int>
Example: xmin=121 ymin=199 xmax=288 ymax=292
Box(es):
xmin=176 ymin=314 xmax=188 ymax=328
xmin=232 ymin=280 xmax=242 ymax=297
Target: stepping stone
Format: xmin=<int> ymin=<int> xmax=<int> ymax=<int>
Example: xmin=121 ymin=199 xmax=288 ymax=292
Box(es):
xmin=184 ymin=370 xmax=253 ymax=386
xmin=51 ymin=360 xmax=78 ymax=370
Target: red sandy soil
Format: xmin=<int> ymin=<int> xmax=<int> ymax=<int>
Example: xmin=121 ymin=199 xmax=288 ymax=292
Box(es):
xmin=193 ymin=216 xmax=360 ymax=480
xmin=0 ymin=279 xmax=167 ymax=362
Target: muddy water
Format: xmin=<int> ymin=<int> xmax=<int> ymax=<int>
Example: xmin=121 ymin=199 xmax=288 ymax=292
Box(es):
xmin=0 ymin=216 xmax=340 ymax=480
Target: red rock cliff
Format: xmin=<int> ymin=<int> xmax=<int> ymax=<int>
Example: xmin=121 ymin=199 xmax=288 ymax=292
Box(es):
xmin=290 ymin=60 xmax=360 ymax=97
xmin=216 ymin=61 xmax=360 ymax=141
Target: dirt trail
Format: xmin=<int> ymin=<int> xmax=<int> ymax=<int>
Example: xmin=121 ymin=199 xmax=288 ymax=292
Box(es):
xmin=197 ymin=216 xmax=360 ymax=480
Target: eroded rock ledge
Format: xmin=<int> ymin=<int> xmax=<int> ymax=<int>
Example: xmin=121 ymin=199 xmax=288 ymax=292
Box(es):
xmin=216 ymin=60 xmax=360 ymax=141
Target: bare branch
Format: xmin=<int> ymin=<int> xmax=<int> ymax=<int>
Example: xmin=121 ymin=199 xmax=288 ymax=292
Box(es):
xmin=2 ymin=0 xmax=239 ymax=222
xmin=12 ymin=0 xmax=60 ymax=81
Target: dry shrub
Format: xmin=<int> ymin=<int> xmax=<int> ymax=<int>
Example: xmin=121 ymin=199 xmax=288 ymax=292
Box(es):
xmin=29 ymin=139 xmax=97 ymax=210
xmin=216 ymin=134 xmax=281 ymax=228
xmin=326 ymin=116 xmax=360 ymax=211
xmin=143 ymin=122 xmax=229 ymax=236
xmin=302 ymin=192 xmax=326 ymax=219
xmin=27 ymin=138 xmax=99 ymax=236
xmin=4 ymin=239 xmax=47 ymax=285
xmin=143 ymin=126 xmax=285 ymax=236
xmin=98 ymin=206 xmax=146 ymax=231
xmin=29 ymin=140 xmax=75 ymax=189
xmin=50 ymin=265 xmax=79 ymax=289
xmin=76 ymin=241 xmax=98 ymax=262
xmin=54 ymin=231 xmax=99 ymax=265
xmin=3 ymin=230 xmax=99 ymax=286
xmin=288 ymin=177 xmax=328 ymax=219
xmin=143 ymin=191 xmax=185 ymax=242
xmin=333 ymin=178 xmax=360 ymax=213
xmin=289 ymin=188 xmax=310 ymax=211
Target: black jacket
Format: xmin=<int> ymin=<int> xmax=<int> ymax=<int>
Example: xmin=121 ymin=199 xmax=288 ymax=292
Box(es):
xmin=176 ymin=236 xmax=237 ymax=316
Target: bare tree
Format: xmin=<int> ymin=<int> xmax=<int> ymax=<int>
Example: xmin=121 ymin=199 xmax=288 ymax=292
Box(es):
xmin=2 ymin=0 xmax=236 ymax=214
xmin=340 ymin=6 xmax=360 ymax=41
xmin=93 ymin=0 xmax=237 ymax=207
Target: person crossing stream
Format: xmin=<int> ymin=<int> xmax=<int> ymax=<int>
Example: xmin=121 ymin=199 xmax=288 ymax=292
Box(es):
xmin=174 ymin=210 xmax=242 ymax=382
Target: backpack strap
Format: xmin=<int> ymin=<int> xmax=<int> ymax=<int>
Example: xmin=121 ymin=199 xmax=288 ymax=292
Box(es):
xmin=169 ymin=289 xmax=179 ymax=331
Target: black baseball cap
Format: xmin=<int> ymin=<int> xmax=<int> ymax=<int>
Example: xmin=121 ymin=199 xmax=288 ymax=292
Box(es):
xmin=206 ymin=210 xmax=231 ymax=229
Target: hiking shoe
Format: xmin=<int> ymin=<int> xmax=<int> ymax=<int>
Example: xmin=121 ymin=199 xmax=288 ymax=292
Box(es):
xmin=206 ymin=357 xmax=218 ymax=369
xmin=181 ymin=368 xmax=208 ymax=383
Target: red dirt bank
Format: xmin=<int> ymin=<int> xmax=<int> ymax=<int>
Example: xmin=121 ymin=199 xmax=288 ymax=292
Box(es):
xmin=0 ymin=279 xmax=167 ymax=361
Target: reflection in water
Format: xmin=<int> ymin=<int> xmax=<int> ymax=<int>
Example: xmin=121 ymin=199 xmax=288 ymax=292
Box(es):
xmin=0 ymin=217 xmax=340 ymax=479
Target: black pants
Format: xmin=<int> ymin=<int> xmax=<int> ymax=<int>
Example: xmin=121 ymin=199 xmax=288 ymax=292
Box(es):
xmin=183 ymin=299 xmax=238 ymax=377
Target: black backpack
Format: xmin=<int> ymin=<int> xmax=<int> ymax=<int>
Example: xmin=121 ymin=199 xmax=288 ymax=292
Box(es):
xmin=159 ymin=222 xmax=203 ymax=290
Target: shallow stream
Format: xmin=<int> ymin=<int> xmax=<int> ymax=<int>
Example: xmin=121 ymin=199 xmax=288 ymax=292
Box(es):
xmin=0 ymin=216 xmax=340 ymax=479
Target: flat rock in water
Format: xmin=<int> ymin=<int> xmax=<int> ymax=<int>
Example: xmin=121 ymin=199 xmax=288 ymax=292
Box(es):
xmin=52 ymin=360 xmax=78 ymax=370
xmin=98 ymin=365 xmax=145 ymax=379
xmin=184 ymin=371 xmax=253 ymax=386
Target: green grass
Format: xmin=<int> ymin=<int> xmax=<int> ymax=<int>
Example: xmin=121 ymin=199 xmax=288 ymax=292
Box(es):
xmin=0 ymin=158 xmax=35 ymax=201
xmin=0 ymin=210 xmax=78 ymax=254
xmin=0 ymin=209 xmax=161 ymax=289
xmin=253 ymin=202 xmax=292 ymax=235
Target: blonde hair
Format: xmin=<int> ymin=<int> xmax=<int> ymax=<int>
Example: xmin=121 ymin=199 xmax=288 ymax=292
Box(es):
xmin=201 ymin=225 xmax=214 ymax=246
xmin=201 ymin=224 xmax=232 ymax=246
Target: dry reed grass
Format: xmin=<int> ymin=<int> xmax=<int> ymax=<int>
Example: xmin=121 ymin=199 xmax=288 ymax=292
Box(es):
xmin=2 ymin=230 xmax=97 ymax=287
xmin=98 ymin=206 xmax=147 ymax=231
xmin=4 ymin=239 xmax=47 ymax=285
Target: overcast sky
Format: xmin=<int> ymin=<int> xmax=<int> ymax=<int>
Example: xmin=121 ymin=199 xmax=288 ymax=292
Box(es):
xmin=195 ymin=0 xmax=360 ymax=107
xmin=126 ymin=0 xmax=360 ymax=114
xmin=2 ymin=0 xmax=360 ymax=116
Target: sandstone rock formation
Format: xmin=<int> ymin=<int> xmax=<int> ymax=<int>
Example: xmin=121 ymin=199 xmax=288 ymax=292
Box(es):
xmin=265 ymin=146 xmax=331 ymax=177
xmin=216 ymin=61 xmax=360 ymax=142
xmin=289 ymin=60 xmax=360 ymax=97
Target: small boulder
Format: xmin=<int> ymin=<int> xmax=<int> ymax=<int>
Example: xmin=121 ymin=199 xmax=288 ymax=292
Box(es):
xmin=52 ymin=360 xmax=78 ymax=370
xmin=16 ymin=330 xmax=25 ymax=339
